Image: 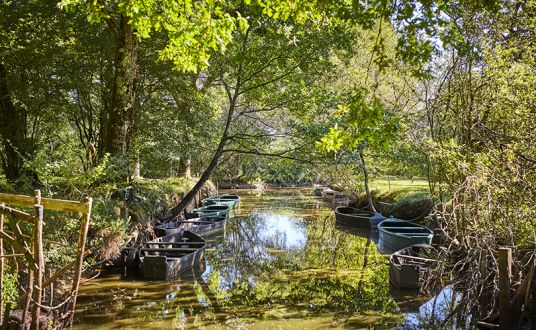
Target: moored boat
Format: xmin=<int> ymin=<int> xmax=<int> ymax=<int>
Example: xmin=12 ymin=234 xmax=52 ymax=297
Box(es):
xmin=313 ymin=185 xmax=324 ymax=197
xmin=202 ymin=194 xmax=240 ymax=208
xmin=322 ymin=188 xmax=342 ymax=201
xmin=335 ymin=206 xmax=384 ymax=228
xmin=185 ymin=204 xmax=230 ymax=219
xmin=378 ymin=218 xmax=434 ymax=254
xmin=331 ymin=194 xmax=351 ymax=208
xmin=155 ymin=216 xmax=227 ymax=237
xmin=389 ymin=243 xmax=436 ymax=290
xmin=140 ymin=230 xmax=206 ymax=279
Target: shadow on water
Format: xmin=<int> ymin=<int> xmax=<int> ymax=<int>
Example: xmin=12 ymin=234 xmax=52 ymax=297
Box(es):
xmin=73 ymin=189 xmax=460 ymax=329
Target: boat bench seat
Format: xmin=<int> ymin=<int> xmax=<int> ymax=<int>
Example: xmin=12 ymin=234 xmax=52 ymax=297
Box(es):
xmin=382 ymin=228 xmax=431 ymax=234
xmin=142 ymin=248 xmax=198 ymax=252
xmin=147 ymin=242 xmax=205 ymax=246
xmin=399 ymin=233 xmax=432 ymax=236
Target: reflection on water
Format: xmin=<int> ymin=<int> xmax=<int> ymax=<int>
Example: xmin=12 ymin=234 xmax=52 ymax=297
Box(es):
xmin=74 ymin=189 xmax=452 ymax=329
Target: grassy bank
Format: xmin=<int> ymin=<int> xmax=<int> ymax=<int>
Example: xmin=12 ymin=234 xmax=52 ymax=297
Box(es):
xmin=368 ymin=177 xmax=429 ymax=200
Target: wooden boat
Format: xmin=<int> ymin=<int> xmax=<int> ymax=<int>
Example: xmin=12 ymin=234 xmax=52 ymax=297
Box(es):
xmin=313 ymin=185 xmax=324 ymax=197
xmin=334 ymin=206 xmax=383 ymax=228
xmin=389 ymin=243 xmax=436 ymax=290
xmin=185 ymin=204 xmax=230 ymax=219
xmin=322 ymin=188 xmax=342 ymax=201
xmin=378 ymin=218 xmax=434 ymax=254
xmin=140 ymin=230 xmax=206 ymax=279
xmin=202 ymin=194 xmax=240 ymax=208
xmin=331 ymin=194 xmax=351 ymax=208
xmin=155 ymin=216 xmax=227 ymax=237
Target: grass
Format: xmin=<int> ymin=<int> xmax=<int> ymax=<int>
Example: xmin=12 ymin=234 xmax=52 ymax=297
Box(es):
xmin=368 ymin=177 xmax=429 ymax=200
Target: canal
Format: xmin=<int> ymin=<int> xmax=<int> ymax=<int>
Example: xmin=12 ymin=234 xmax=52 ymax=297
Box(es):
xmin=73 ymin=189 xmax=454 ymax=329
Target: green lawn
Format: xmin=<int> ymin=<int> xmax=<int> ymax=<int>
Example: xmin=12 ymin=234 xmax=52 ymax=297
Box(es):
xmin=368 ymin=177 xmax=429 ymax=200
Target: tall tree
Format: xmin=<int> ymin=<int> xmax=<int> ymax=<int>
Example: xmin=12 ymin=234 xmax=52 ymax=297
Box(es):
xmin=167 ymin=18 xmax=345 ymax=218
xmin=0 ymin=62 xmax=30 ymax=183
xmin=0 ymin=0 xmax=74 ymax=185
xmin=103 ymin=14 xmax=139 ymax=156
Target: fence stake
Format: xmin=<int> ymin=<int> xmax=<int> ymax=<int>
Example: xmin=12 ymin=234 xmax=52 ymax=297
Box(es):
xmin=0 ymin=204 xmax=4 ymax=325
xmin=31 ymin=191 xmax=43 ymax=330
xmin=499 ymin=247 xmax=512 ymax=330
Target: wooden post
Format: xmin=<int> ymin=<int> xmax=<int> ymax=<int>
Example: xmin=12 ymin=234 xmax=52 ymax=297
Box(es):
xmin=499 ymin=247 xmax=512 ymax=330
xmin=31 ymin=190 xmax=43 ymax=330
xmin=387 ymin=175 xmax=391 ymax=190
xmin=22 ymin=259 xmax=34 ymax=328
xmin=68 ymin=197 xmax=92 ymax=325
xmin=48 ymin=269 xmax=53 ymax=307
xmin=0 ymin=204 xmax=4 ymax=325
xmin=525 ymin=256 xmax=536 ymax=330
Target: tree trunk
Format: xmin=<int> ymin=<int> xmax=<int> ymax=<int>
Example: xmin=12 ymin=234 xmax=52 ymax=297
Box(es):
xmin=167 ymin=26 xmax=250 ymax=220
xmin=103 ymin=15 xmax=139 ymax=157
xmin=178 ymin=157 xmax=191 ymax=179
xmin=359 ymin=150 xmax=377 ymax=213
xmin=168 ymin=98 xmax=236 ymax=219
xmin=0 ymin=62 xmax=35 ymax=184
xmin=133 ymin=151 xmax=141 ymax=178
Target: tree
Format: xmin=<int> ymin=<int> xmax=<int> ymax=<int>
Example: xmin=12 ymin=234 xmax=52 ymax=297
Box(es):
xmin=319 ymin=87 xmax=399 ymax=212
xmin=0 ymin=0 xmax=77 ymax=185
xmin=167 ymin=17 xmax=348 ymax=218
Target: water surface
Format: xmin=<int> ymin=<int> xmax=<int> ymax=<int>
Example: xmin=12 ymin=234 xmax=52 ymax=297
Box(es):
xmin=74 ymin=189 xmax=452 ymax=329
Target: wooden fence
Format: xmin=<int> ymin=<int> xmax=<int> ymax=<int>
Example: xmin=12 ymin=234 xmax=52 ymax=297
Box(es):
xmin=0 ymin=190 xmax=92 ymax=329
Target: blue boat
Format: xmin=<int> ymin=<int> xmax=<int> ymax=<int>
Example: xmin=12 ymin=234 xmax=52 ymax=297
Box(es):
xmin=155 ymin=216 xmax=227 ymax=237
xmin=185 ymin=204 xmax=230 ymax=219
xmin=378 ymin=218 xmax=434 ymax=254
xmin=334 ymin=206 xmax=385 ymax=228
xmin=202 ymin=194 xmax=241 ymax=208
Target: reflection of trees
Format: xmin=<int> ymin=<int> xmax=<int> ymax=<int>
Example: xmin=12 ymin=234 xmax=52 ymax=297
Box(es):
xmin=201 ymin=192 xmax=401 ymax=322
xmin=75 ymin=190 xmax=404 ymax=328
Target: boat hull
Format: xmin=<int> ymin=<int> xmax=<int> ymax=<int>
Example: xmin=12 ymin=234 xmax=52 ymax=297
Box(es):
xmin=202 ymin=194 xmax=240 ymax=208
xmin=186 ymin=205 xmax=230 ymax=219
xmin=155 ymin=216 xmax=227 ymax=237
xmin=378 ymin=219 xmax=434 ymax=254
xmin=334 ymin=206 xmax=376 ymax=228
xmin=140 ymin=231 xmax=206 ymax=279
xmin=203 ymin=199 xmax=238 ymax=208
xmin=321 ymin=189 xmax=342 ymax=201
xmin=389 ymin=244 xmax=436 ymax=290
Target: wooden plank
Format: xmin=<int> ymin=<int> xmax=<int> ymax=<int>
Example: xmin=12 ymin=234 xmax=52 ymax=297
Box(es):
xmin=393 ymin=254 xmax=436 ymax=263
xmin=146 ymin=242 xmax=205 ymax=246
xmin=169 ymin=221 xmax=214 ymax=225
xmin=0 ymin=230 xmax=35 ymax=268
xmin=510 ymin=261 xmax=534 ymax=327
xmin=499 ymin=247 xmax=512 ymax=330
xmin=381 ymin=227 xmax=429 ymax=230
xmin=0 ymin=205 xmax=35 ymax=223
xmin=0 ymin=193 xmax=89 ymax=213
xmin=141 ymin=248 xmax=199 ymax=253
xmin=476 ymin=321 xmax=499 ymax=329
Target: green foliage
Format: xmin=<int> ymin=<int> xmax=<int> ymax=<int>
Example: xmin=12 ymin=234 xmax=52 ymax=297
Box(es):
xmin=319 ymin=87 xmax=399 ymax=155
xmin=1 ymin=271 xmax=18 ymax=310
